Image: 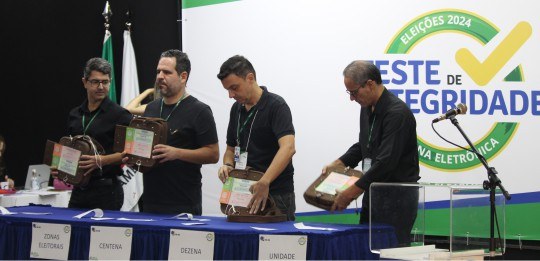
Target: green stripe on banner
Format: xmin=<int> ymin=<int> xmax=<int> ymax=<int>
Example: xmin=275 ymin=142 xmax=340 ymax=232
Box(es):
xmin=183 ymin=0 xmax=239 ymax=9
xmin=296 ymin=203 xmax=540 ymax=241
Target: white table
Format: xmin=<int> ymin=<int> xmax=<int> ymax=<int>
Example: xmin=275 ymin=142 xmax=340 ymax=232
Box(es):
xmin=0 ymin=188 xmax=71 ymax=207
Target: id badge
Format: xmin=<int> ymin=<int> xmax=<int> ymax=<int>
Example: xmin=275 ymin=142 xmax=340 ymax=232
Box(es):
xmin=236 ymin=151 xmax=248 ymax=170
xmin=362 ymin=158 xmax=372 ymax=173
xmin=234 ymin=146 xmax=241 ymax=162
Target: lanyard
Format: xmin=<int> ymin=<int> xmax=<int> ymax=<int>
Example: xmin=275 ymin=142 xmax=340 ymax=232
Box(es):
xmin=160 ymin=92 xmax=186 ymax=121
xmin=82 ymin=109 xmax=101 ymax=135
xmin=236 ymin=107 xmax=258 ymax=148
xmin=367 ymin=115 xmax=376 ymax=150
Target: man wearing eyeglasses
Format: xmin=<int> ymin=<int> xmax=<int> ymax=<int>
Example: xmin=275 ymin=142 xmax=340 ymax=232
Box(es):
xmin=323 ymin=60 xmax=420 ymax=246
xmin=54 ymin=57 xmax=133 ymax=210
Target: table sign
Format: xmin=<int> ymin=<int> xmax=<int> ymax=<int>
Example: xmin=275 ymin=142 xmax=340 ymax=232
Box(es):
xmin=89 ymin=226 xmax=133 ymax=260
xmin=168 ymin=229 xmax=215 ymax=260
xmin=258 ymin=234 xmax=308 ymax=260
xmin=30 ymin=222 xmax=71 ymax=260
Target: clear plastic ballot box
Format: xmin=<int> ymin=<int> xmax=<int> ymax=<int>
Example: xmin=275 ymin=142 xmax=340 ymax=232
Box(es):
xmin=369 ymin=182 xmax=505 ymax=259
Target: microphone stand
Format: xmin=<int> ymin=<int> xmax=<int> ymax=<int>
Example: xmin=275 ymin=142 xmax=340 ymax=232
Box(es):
xmin=448 ymin=116 xmax=511 ymax=257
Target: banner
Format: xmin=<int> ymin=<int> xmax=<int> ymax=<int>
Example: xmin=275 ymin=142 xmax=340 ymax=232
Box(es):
xmin=182 ymin=0 xmax=540 ymax=240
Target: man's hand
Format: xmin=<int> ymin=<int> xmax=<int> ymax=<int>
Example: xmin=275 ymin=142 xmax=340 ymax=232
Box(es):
xmin=79 ymin=154 xmax=102 ymax=176
xmin=152 ymin=144 xmax=179 ymax=163
xmin=248 ymin=179 xmax=270 ymax=214
xmin=50 ymin=166 xmax=59 ymax=179
xmin=218 ymin=165 xmax=233 ymax=183
xmin=330 ymin=185 xmax=364 ymax=212
xmin=322 ymin=159 xmax=346 ymax=175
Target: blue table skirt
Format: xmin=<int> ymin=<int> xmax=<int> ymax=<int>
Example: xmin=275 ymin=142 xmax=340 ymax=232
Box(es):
xmin=0 ymin=205 xmax=396 ymax=260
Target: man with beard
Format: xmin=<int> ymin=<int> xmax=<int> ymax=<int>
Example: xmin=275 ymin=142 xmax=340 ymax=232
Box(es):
xmin=140 ymin=49 xmax=219 ymax=215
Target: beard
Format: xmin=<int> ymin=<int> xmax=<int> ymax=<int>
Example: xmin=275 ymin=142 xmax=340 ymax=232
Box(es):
xmin=158 ymin=84 xmax=174 ymax=98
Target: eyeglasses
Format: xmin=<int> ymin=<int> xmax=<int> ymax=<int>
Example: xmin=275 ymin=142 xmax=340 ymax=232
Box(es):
xmin=345 ymin=80 xmax=370 ymax=96
xmin=346 ymin=86 xmax=361 ymax=96
xmin=88 ymin=79 xmax=111 ymax=88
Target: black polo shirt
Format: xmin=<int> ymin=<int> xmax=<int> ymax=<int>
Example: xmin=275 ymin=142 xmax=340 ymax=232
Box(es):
xmin=226 ymin=86 xmax=295 ymax=194
xmin=339 ymin=88 xmax=420 ymax=191
xmin=142 ymin=95 xmax=219 ymax=208
xmin=67 ymin=97 xmax=133 ymax=179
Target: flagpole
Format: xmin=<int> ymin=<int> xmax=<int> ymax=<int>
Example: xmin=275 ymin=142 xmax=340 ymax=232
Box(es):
xmin=102 ymin=1 xmax=112 ymax=31
xmin=102 ymin=1 xmax=118 ymax=103
xmin=125 ymin=10 xmax=132 ymax=33
xmin=177 ymin=0 xmax=183 ymax=51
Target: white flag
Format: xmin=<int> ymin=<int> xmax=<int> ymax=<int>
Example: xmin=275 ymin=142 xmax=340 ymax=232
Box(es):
xmin=120 ymin=30 xmax=140 ymax=107
xmin=119 ymin=165 xmax=144 ymax=212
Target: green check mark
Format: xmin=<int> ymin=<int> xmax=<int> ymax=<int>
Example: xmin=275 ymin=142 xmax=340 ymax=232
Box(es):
xmin=456 ymin=21 xmax=532 ymax=86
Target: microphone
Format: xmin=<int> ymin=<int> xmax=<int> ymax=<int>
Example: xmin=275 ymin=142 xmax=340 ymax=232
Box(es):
xmin=432 ymin=103 xmax=467 ymax=123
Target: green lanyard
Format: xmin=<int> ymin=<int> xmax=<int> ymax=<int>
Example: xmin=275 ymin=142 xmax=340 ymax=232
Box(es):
xmin=82 ymin=109 xmax=101 ymax=135
xmin=236 ymin=108 xmax=257 ymax=146
xmin=160 ymin=92 xmax=186 ymax=121
xmin=367 ymin=115 xmax=376 ymax=150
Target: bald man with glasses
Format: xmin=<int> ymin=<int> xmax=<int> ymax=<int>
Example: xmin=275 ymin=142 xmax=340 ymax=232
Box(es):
xmin=323 ymin=60 xmax=420 ymax=247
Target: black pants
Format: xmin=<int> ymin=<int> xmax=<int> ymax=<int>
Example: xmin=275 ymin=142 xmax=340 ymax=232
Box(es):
xmin=360 ymin=186 xmax=419 ymax=247
xmin=69 ymin=178 xmax=123 ymax=210
xmin=270 ymin=191 xmax=296 ymax=221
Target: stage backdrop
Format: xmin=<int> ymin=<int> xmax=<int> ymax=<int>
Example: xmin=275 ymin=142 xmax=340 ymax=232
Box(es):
xmin=181 ymin=0 xmax=540 ymax=241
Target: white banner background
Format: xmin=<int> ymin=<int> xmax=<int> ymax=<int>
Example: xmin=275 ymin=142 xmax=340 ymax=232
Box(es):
xmin=182 ymin=0 xmax=540 ymax=215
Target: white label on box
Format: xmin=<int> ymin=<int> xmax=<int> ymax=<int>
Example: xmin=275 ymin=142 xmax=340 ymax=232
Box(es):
xmin=168 ymin=229 xmax=214 ymax=260
xmin=89 ymin=226 xmax=133 ymax=260
xmin=229 ymin=178 xmax=256 ymax=207
xmin=125 ymin=127 xmax=154 ymax=158
xmin=258 ymin=234 xmax=308 ymax=260
xmin=58 ymin=146 xmax=81 ymax=176
xmin=315 ymin=172 xmax=359 ymax=195
xmin=30 ymin=222 xmax=71 ymax=260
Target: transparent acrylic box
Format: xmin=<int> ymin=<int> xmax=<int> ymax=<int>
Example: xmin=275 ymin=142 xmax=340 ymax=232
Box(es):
xmin=369 ymin=182 xmax=505 ymax=259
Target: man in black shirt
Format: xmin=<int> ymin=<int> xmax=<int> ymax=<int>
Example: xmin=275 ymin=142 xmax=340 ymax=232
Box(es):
xmin=217 ymin=55 xmax=297 ymax=221
xmin=141 ymin=50 xmax=219 ymax=215
xmin=59 ymin=57 xmax=133 ymax=210
xmin=324 ymin=60 xmax=420 ymax=246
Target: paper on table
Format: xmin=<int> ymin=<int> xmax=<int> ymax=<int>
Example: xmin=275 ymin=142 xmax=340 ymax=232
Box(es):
xmin=168 ymin=213 xmax=210 ymax=221
xmin=117 ymin=217 xmax=155 ymax=222
xmin=251 ymin=227 xmax=276 ymax=231
xmin=74 ymin=208 xmax=104 ymax=219
xmin=182 ymin=222 xmax=206 ymax=226
xmin=91 ymin=217 xmax=115 ymax=221
xmin=0 ymin=206 xmax=15 ymax=215
xmin=0 ymin=206 xmax=52 ymax=215
xmin=294 ymin=222 xmax=337 ymax=231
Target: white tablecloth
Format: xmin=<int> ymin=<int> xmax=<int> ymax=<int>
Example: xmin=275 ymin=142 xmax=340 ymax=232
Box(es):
xmin=0 ymin=188 xmax=71 ymax=207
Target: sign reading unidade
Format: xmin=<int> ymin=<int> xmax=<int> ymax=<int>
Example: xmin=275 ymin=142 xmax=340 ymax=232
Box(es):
xmin=30 ymin=222 xmax=71 ymax=260
xmin=168 ymin=229 xmax=215 ymax=260
xmin=258 ymin=234 xmax=308 ymax=260
xmin=89 ymin=226 xmax=133 ymax=260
